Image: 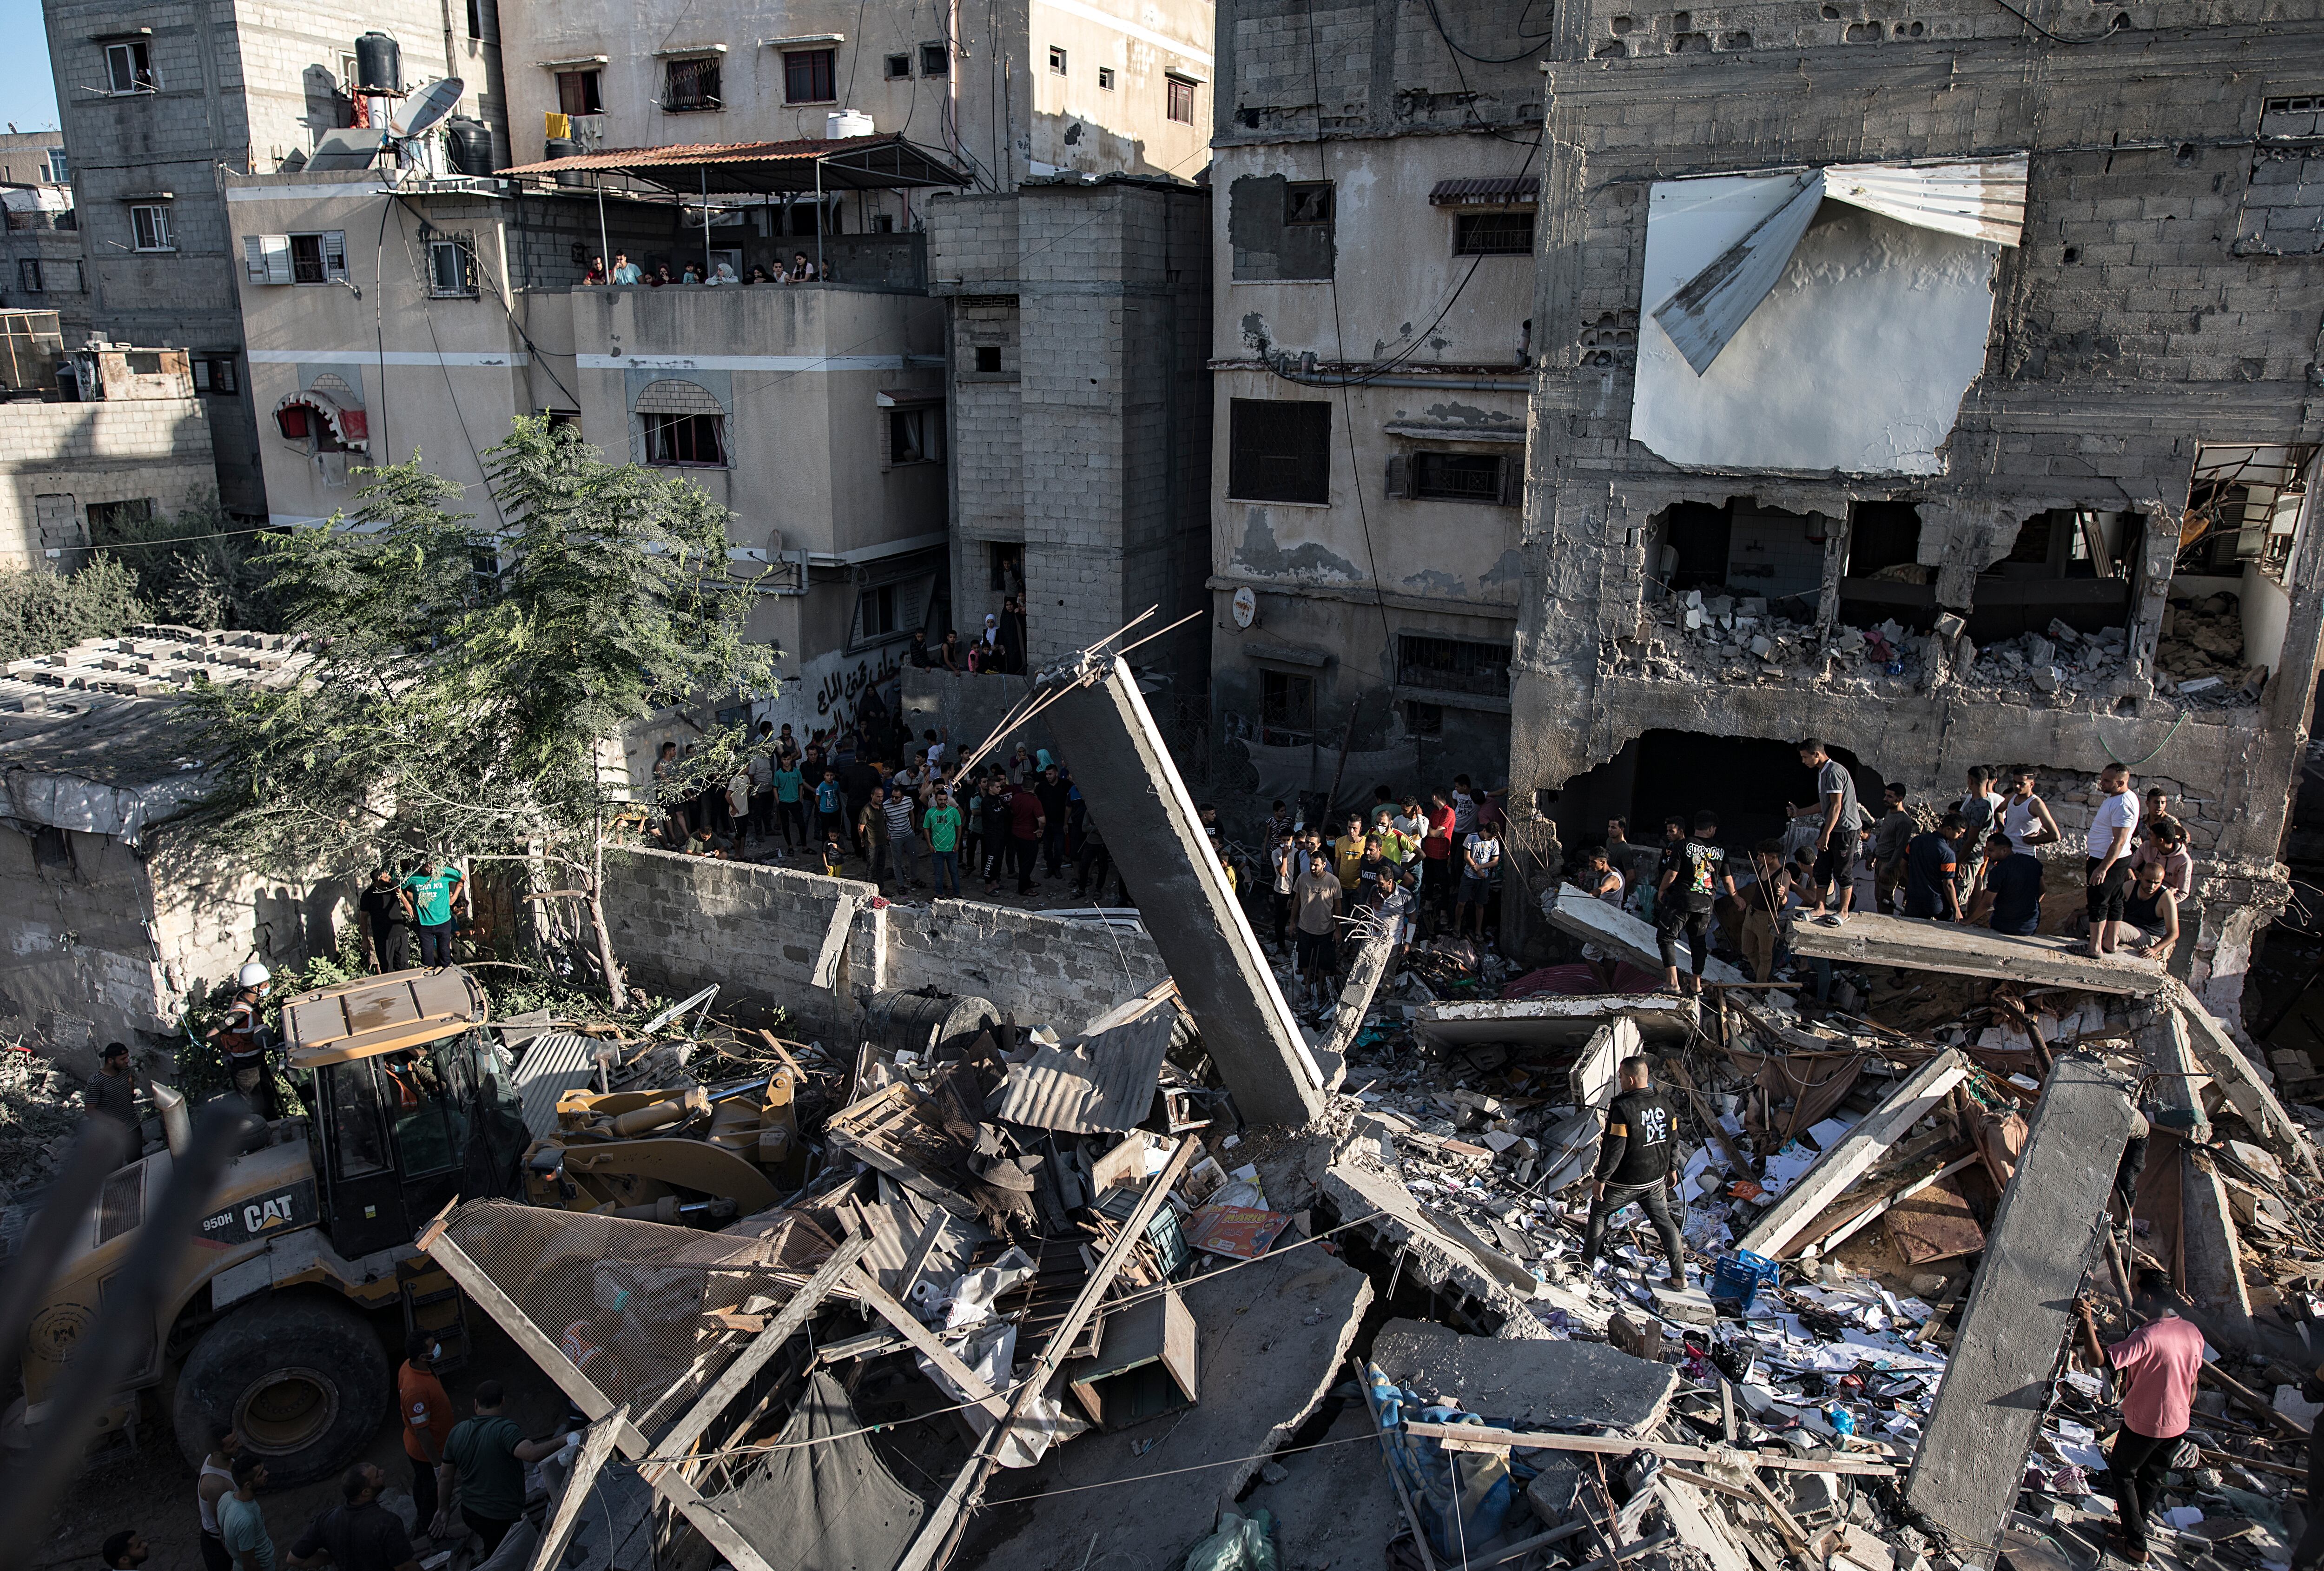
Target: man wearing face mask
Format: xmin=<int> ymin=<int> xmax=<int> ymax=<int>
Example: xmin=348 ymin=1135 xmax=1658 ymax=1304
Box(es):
xmin=397 ymin=1333 xmax=453 ymax=1538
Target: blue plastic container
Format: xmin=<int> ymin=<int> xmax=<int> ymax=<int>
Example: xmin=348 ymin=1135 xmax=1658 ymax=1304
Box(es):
xmin=1709 ymin=1249 xmax=1780 ymax=1311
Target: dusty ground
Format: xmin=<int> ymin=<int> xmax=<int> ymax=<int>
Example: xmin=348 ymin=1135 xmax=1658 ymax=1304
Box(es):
xmin=27 ymin=1312 xmax=569 ymax=1571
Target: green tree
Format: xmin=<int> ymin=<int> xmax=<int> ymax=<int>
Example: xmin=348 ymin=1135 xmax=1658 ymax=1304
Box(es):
xmin=180 ymin=417 xmax=774 ymax=1005
xmin=88 ymin=488 xmax=284 ymax=632
xmin=0 ymin=555 xmax=146 ymax=663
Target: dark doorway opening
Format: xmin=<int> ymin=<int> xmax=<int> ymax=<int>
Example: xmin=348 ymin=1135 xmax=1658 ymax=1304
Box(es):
xmin=1550 ymin=730 xmax=1884 ymax=865
xmin=1970 ymin=509 xmax=2140 ymax=641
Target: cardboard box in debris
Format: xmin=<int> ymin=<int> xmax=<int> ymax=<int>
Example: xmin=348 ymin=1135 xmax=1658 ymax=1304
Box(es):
xmin=429 ymin=929 xmax=2324 ymax=1571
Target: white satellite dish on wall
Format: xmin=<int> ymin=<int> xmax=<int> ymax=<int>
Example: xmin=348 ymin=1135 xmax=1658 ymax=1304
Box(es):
xmin=390 ymin=77 xmax=465 ymax=139
xmin=1231 ymin=586 xmax=1256 ymax=630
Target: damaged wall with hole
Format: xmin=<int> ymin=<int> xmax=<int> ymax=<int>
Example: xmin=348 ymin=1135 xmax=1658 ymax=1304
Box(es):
xmin=1204 ymin=0 xmax=1546 ymax=817
xmin=928 ymin=178 xmax=1215 ymax=692
xmin=1512 ymin=24 xmax=2324 ymax=1021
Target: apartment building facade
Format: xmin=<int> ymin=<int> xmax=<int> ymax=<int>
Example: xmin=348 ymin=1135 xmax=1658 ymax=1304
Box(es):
xmin=42 ymin=0 xmax=511 ymax=517
xmin=1514 ymin=0 xmax=2324 ymax=1013
xmin=1201 ymin=0 xmax=1542 ymax=816
xmin=0 ymin=132 xmax=89 ymax=349
xmin=497 ymin=0 xmax=1214 ymax=191
xmin=227 ymin=159 xmax=951 ymax=755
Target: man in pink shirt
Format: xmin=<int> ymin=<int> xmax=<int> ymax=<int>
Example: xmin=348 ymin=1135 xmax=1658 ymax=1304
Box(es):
xmin=2085 ymin=1273 xmax=2207 ymax=1565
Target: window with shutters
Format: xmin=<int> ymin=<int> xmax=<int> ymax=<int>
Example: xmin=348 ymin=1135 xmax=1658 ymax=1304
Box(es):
xmin=428 ymin=237 xmax=479 ymax=297
xmin=105 ymin=40 xmax=157 ymax=94
xmin=1228 ymin=398 xmax=1331 ymax=505
xmin=557 ymin=69 xmax=602 ymax=115
xmin=644 ymin=413 xmax=726 ymax=466
xmin=17 ymin=259 xmax=41 ymax=292
xmin=664 ymin=56 xmax=722 ymax=112
xmin=784 ymin=49 xmax=835 ymax=103
xmin=191 ymin=354 xmax=238 ymax=395
xmin=1166 ymin=76 xmax=1196 ymax=124
xmin=1453 ymin=212 xmax=1533 ymax=256
xmin=247 ymin=231 xmax=345 ymax=284
xmin=129 ymin=204 xmax=173 ymax=252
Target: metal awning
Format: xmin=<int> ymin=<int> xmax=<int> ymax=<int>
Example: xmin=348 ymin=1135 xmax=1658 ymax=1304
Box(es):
xmin=501 ymin=133 xmax=974 ymax=194
xmin=1428 ymin=176 xmax=1538 ymax=207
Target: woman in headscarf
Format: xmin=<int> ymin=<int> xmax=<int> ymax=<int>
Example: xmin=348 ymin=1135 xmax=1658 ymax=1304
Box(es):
xmin=709 ymin=260 xmax=738 ymax=285
xmin=980 ymin=613 xmax=1004 ymax=672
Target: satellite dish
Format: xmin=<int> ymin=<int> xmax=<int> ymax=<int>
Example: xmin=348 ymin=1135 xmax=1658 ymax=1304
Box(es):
xmin=390 ymin=77 xmax=465 ymax=139
xmin=1231 ymin=586 xmax=1256 ymax=630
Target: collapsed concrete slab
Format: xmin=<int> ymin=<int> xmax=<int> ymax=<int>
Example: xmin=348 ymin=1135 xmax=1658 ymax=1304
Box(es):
xmin=1320 ymin=1159 xmax=1552 ymax=1337
xmin=1412 ymin=994 xmax=1700 ymax=1050
xmin=1236 ymin=1401 xmax=1407 ymax=1569
xmin=1737 ymin=1049 xmax=1971 ymax=1260
xmin=1319 ymin=891 xmax=1406 ymax=1082
xmin=1041 ymin=656 xmax=1324 ymax=1125
xmin=2136 ymin=1001 xmax=2212 ymax=1145
xmin=1903 ymin=1052 xmax=2137 ymax=1551
xmin=1781 ymin=909 xmax=2166 ymax=995
xmin=964 ymin=1242 xmax=1372 ymax=1567
xmin=2167 ymin=981 xmax=2318 ymax=1177
xmin=2182 ymin=1146 xmax=2258 ymax=1346
xmin=1372 ymin=1317 xmax=1678 ymax=1433
xmin=1544 ymin=885 xmax=1752 ymax=986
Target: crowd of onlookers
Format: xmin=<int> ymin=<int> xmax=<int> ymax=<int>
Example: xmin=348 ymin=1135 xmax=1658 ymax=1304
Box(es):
xmin=903 ymin=601 xmax=1032 ymax=678
xmin=1572 ymin=738 xmax=2195 ymax=1000
xmin=581 ymin=250 xmax=827 ymax=286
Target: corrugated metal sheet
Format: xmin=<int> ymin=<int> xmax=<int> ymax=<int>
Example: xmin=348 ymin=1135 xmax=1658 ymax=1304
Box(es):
xmin=512 ymin=1030 xmax=599 ymax=1139
xmin=1428 ymin=176 xmax=1538 ymax=207
xmin=995 ymin=1008 xmax=1179 ymax=1134
xmin=1651 ymin=156 xmax=2028 ymax=377
xmin=1651 ymin=171 xmax=1824 ymax=377
xmin=1821 ymin=157 xmax=2028 ymax=247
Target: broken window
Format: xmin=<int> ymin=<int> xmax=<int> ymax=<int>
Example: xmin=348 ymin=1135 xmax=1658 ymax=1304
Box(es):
xmin=1838 ymin=501 xmax=1936 ymax=633
xmin=1259 ymin=669 xmax=1315 ymax=744
xmin=1650 ymin=498 xmax=1827 ymax=617
xmin=2159 ymin=444 xmax=2317 ymax=694
xmin=1228 ymin=175 xmax=1335 ymax=280
xmin=1228 ymin=398 xmax=1330 ymax=504
xmin=973 ymin=345 xmax=1002 ymax=373
xmin=427 ymin=236 xmax=478 ymax=297
xmin=1969 ymin=508 xmax=2141 ymax=642
xmin=1396 ymin=635 xmax=1512 ymax=698
xmin=665 ymin=56 xmax=723 ymax=112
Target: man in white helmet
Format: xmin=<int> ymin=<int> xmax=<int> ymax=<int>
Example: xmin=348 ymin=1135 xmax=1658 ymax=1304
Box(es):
xmin=205 ymin=962 xmax=276 ymax=1119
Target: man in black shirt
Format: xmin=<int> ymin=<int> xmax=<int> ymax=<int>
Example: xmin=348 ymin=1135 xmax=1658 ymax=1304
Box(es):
xmin=286 ymin=1463 xmax=420 ymax=1571
xmin=1582 ymin=1055 xmax=1689 ymax=1284
xmin=1036 ymin=764 xmax=1071 ymax=876
xmin=1968 ymin=830 xmax=2046 ymax=935
xmin=1901 ymin=812 xmax=1969 ymax=921
xmin=1655 ymin=813 xmax=1736 ymax=997
xmin=356 ymin=868 xmax=412 ymax=973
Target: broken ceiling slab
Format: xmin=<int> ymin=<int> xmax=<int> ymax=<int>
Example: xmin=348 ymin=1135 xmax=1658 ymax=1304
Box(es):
xmin=964 ymin=1240 xmax=1372 ymax=1564
xmin=1904 ymin=1053 xmax=2137 ymax=1551
xmin=1236 ymin=1400 xmax=1407 ymax=1570
xmin=2167 ymin=981 xmax=2319 ymax=1177
xmin=1543 ymin=885 xmax=1753 ymax=988
xmin=1738 ymin=1048 xmax=1971 ymax=1260
xmin=1372 ymin=1317 xmax=1678 ymax=1434
xmin=994 ymin=1007 xmax=1178 ymax=1134
xmin=1781 ymin=910 xmax=2166 ymax=995
xmin=1412 ymin=993 xmax=1700 ymax=1050
xmin=1631 ymin=159 xmax=2026 ymax=475
xmin=1321 ymin=1159 xmax=1552 ymax=1337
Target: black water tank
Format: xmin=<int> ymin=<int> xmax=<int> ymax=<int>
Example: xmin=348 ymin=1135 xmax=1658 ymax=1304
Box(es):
xmin=354 ymin=32 xmax=401 ymax=95
xmin=542 ymin=136 xmax=583 ymax=186
xmin=446 ymin=118 xmax=495 ymax=176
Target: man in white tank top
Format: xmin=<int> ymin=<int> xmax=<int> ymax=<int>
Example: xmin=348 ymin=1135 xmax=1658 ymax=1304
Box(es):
xmin=2000 ymin=764 xmax=2063 ymax=855
xmin=197 ymin=1428 xmax=241 ymax=1571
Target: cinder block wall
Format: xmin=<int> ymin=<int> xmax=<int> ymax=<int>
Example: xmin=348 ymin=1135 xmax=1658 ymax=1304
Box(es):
xmin=600 ymin=847 xmax=1166 ymax=1042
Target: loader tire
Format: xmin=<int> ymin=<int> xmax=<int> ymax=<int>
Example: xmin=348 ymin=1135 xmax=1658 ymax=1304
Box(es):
xmin=173 ymin=1294 xmax=389 ymax=1486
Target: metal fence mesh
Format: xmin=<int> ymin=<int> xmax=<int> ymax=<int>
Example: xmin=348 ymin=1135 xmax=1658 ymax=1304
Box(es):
xmin=442 ymin=1199 xmax=839 ymax=1426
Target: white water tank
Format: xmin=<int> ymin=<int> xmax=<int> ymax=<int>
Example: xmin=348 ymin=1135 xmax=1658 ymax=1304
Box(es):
xmin=826 ymin=110 xmax=875 ymax=139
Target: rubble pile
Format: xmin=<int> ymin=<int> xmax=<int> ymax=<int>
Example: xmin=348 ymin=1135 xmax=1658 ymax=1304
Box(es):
xmin=1633 ymin=592 xmax=1934 ymax=692
xmin=2158 ymin=593 xmax=2267 ymax=705
xmin=0 ymin=1042 xmax=84 ymax=1202
xmin=1961 ymin=619 xmax=2133 ymax=699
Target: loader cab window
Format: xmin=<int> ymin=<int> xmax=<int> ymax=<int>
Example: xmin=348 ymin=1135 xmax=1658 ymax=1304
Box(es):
xmin=324 ymin=1061 xmax=394 ymax=1180
xmin=378 ymin=1043 xmax=470 ymax=1179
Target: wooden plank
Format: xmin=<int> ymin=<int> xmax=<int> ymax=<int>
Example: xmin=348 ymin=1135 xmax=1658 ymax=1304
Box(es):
xmin=1738 ymin=1049 xmax=1970 ymax=1259
xmin=1809 ymin=1155 xmax=1981 ymax=1256
xmin=646 ymin=1231 xmax=876 ymax=1467
xmin=529 ymin=1407 xmax=627 ymax=1571
xmin=1782 ymin=909 xmax=2166 ymax=995
xmin=846 ymin=1263 xmax=1011 ymax=1423
xmin=1353 ymin=1355 xmax=1439 ymax=1571
xmin=1665 ymin=1057 xmax=1752 ymax=1178
xmin=1399 ymin=1421 xmax=1897 ymax=1477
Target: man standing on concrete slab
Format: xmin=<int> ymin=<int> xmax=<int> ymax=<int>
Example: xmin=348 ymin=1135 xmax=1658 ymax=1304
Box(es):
xmin=2084 ymin=763 xmax=2141 ymax=958
xmin=1901 ymin=812 xmax=1970 ymax=922
xmin=1797 ymin=737 xmax=1862 ymax=922
xmin=1654 ymin=812 xmax=1735 ymax=996
xmin=2079 ymin=1272 xmax=2205 ymax=1565
xmin=1583 ymin=1055 xmax=1687 ymax=1284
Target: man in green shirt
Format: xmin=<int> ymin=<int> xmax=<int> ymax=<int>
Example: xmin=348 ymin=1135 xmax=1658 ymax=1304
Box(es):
xmin=770 ymin=758 xmax=807 ymax=848
xmin=399 ymin=862 xmax=465 ymax=968
xmin=924 ymin=787 xmax=965 ymax=896
xmin=219 ymin=1455 xmax=274 ymax=1571
xmin=434 ymin=1380 xmax=563 ymax=1553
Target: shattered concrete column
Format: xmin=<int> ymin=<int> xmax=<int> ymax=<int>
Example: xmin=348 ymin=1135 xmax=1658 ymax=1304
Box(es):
xmin=1904 ymin=1052 xmax=2136 ymax=1551
xmin=1042 ymin=655 xmax=1325 ymax=1125
xmin=2135 ymin=1002 xmax=2210 ymax=1144
xmin=1318 ymin=891 xmax=1404 ymax=1085
xmin=1814 ymin=518 xmax=1845 ymax=631
xmin=2181 ymin=1147 xmax=2258 ymax=1346
xmin=2124 ymin=510 xmax=2180 ymax=694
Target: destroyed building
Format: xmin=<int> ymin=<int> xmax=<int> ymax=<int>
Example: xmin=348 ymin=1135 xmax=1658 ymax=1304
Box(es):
xmin=1514 ymin=22 xmax=2324 ymax=1021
